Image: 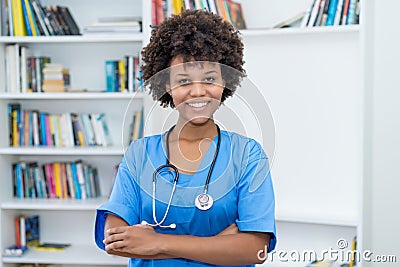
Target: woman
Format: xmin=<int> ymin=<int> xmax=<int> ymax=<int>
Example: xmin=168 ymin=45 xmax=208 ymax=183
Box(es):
xmin=95 ymin=9 xmax=276 ymax=267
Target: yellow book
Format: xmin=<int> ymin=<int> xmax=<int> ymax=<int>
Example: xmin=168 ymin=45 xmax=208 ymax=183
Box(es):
xmin=54 ymin=163 xmax=62 ymax=198
xmin=12 ymin=110 xmax=19 ymax=147
xmin=24 ymin=0 xmax=38 ymax=36
xmin=56 ymin=115 xmax=63 ymax=146
xmin=118 ymin=60 xmax=126 ymax=92
xmin=61 ymin=163 xmax=69 ymax=199
xmin=172 ymin=0 xmax=183 ymax=14
xmin=349 ymin=236 xmax=357 ymax=267
xmin=77 ymin=131 xmax=85 ymax=147
xmin=12 ymin=0 xmax=27 ymax=36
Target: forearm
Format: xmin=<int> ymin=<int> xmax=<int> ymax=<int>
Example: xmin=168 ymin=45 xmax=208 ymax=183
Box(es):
xmin=104 ymin=214 xmax=173 ymax=259
xmin=158 ymin=232 xmax=269 ymax=265
xmin=105 ymin=249 xmax=173 ymax=259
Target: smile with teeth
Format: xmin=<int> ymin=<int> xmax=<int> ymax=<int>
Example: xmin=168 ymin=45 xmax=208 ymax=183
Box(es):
xmin=187 ymin=102 xmax=209 ymax=108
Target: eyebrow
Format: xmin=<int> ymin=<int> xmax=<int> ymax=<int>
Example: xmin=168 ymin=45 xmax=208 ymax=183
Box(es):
xmin=174 ymin=70 xmax=218 ymax=77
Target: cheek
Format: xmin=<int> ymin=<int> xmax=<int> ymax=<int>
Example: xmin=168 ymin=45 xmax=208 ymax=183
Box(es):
xmin=171 ymin=90 xmax=186 ymax=106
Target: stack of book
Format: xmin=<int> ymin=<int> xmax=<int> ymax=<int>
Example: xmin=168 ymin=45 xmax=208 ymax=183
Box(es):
xmin=83 ymin=16 xmax=142 ymax=35
xmin=152 ymin=0 xmax=246 ymax=29
xmin=42 ymin=63 xmax=70 ymax=92
xmin=0 ymin=0 xmax=80 ymax=36
xmin=12 ymin=160 xmax=101 ymax=199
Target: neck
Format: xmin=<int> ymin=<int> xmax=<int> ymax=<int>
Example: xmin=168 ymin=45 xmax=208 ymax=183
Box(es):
xmin=172 ymin=118 xmax=217 ymax=141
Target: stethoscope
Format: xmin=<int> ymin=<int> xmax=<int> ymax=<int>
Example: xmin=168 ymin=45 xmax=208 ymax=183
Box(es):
xmin=141 ymin=124 xmax=221 ymax=229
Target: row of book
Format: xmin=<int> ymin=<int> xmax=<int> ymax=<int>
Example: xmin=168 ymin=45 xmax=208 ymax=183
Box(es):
xmin=152 ymin=0 xmax=246 ymax=29
xmin=8 ymin=103 xmax=113 ymax=147
xmin=302 ymin=0 xmax=360 ymax=27
xmin=105 ymin=55 xmax=142 ymax=93
xmin=1 ymin=0 xmax=80 ymax=36
xmin=13 ymin=160 xmax=101 ymax=199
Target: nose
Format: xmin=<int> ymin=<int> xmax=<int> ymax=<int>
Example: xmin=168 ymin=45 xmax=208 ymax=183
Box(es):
xmin=189 ymin=82 xmax=206 ymax=97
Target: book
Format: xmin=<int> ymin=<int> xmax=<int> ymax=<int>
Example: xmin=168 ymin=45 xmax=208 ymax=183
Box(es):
xmin=307 ymin=0 xmax=322 ymax=27
xmin=227 ymin=1 xmax=246 ymax=29
xmin=35 ymin=242 xmax=70 ymax=251
xmin=19 ymin=215 xmax=40 ymax=247
xmin=325 ymin=0 xmax=339 ymax=26
xmin=273 ymin=12 xmax=307 ymax=28
xmin=3 ymin=245 xmax=28 ymax=257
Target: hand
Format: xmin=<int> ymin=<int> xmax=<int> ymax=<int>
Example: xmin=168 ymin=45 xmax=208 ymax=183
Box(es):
xmin=103 ymin=224 xmax=161 ymax=256
xmin=217 ymin=223 xmax=239 ymax=236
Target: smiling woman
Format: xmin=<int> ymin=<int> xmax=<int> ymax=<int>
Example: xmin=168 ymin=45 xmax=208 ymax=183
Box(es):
xmin=94 ymin=9 xmax=277 ymax=267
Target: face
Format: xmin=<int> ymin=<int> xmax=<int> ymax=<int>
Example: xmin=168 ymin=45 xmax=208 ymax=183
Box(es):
xmin=167 ymin=57 xmax=225 ymax=126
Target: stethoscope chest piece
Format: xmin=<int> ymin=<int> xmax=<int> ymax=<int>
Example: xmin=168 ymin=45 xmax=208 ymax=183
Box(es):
xmin=195 ymin=193 xmax=213 ymax=211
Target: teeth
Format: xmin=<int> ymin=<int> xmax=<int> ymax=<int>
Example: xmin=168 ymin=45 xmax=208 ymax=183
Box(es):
xmin=188 ymin=102 xmax=207 ymax=108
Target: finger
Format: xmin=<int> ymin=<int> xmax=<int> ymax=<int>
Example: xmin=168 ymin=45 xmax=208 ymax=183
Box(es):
xmin=105 ymin=240 xmax=126 ymax=251
xmin=103 ymin=233 xmax=125 ymax=245
xmin=106 ymin=226 xmax=130 ymax=235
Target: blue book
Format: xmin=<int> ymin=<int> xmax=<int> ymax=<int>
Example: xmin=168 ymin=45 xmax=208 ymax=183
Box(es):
xmin=21 ymin=0 xmax=33 ymax=36
xmin=39 ymin=113 xmax=47 ymax=146
xmin=28 ymin=1 xmax=40 ymax=35
xmin=325 ymin=0 xmax=339 ymax=26
xmin=83 ymin=165 xmax=92 ymax=198
xmin=71 ymin=162 xmax=81 ymax=199
xmin=105 ymin=61 xmax=116 ymax=92
xmin=28 ymin=111 xmax=33 ymax=146
xmin=16 ymin=163 xmax=24 ymax=198
xmin=346 ymin=0 xmax=357 ymax=25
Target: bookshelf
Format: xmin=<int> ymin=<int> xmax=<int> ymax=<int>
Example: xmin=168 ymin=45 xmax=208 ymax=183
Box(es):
xmin=0 ymin=0 xmax=364 ymax=267
xmin=0 ymin=0 xmax=147 ymax=266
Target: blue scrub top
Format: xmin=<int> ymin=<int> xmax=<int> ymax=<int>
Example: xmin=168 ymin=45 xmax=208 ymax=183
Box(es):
xmin=94 ymin=130 xmax=277 ymax=267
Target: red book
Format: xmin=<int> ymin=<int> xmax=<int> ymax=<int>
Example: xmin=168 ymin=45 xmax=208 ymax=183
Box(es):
xmin=15 ymin=216 xmax=21 ymax=247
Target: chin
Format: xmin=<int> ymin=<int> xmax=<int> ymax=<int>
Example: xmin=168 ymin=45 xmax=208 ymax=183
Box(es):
xmin=187 ymin=117 xmax=212 ymax=126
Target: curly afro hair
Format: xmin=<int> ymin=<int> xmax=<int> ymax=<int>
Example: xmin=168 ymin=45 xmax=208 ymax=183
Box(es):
xmin=140 ymin=9 xmax=245 ymax=108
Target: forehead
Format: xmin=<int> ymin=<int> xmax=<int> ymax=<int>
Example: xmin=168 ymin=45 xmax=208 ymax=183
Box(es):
xmin=169 ymin=58 xmax=221 ymax=76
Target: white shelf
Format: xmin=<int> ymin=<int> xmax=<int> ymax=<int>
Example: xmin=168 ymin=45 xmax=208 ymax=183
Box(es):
xmin=2 ymin=244 xmax=128 ymax=265
xmin=276 ymin=215 xmax=358 ymax=227
xmin=1 ymin=197 xmax=108 ymax=211
xmin=0 ymin=34 xmax=144 ymax=43
xmin=0 ymin=147 xmax=125 ymax=156
xmin=241 ymin=25 xmax=360 ymax=37
xmin=0 ymin=92 xmax=146 ymax=100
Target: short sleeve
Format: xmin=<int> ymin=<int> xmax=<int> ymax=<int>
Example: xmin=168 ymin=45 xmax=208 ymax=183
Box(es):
xmin=235 ymin=141 xmax=277 ymax=253
xmin=94 ymin=159 xmax=141 ymax=250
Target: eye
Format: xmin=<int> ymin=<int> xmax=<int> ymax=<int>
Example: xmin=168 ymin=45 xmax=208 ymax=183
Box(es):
xmin=203 ymin=77 xmax=215 ymax=83
xmin=178 ymin=79 xmax=191 ymax=85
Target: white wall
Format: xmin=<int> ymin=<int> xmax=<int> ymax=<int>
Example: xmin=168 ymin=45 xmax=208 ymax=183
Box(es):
xmin=362 ymin=0 xmax=400 ymax=265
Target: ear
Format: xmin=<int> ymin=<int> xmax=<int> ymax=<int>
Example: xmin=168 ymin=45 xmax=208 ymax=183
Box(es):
xmin=165 ymin=83 xmax=172 ymax=95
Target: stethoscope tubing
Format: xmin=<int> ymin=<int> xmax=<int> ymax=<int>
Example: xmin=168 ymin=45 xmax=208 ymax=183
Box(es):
xmin=146 ymin=124 xmax=221 ymax=228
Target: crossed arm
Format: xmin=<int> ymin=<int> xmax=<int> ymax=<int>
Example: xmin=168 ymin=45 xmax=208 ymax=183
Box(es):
xmin=103 ymin=214 xmax=270 ymax=265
